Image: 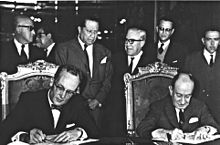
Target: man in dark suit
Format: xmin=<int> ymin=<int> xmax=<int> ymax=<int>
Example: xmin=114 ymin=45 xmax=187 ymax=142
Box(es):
xmin=103 ymin=26 xmax=155 ymax=137
xmin=0 ymin=14 xmax=44 ymax=74
xmin=136 ymin=73 xmax=220 ymax=142
xmin=147 ymin=17 xmax=189 ymax=69
xmin=34 ymin=26 xmax=57 ymax=63
xmin=0 ymin=65 xmax=98 ymax=144
xmin=184 ymin=27 xmax=220 ymax=125
xmin=55 ymin=16 xmax=113 ymax=129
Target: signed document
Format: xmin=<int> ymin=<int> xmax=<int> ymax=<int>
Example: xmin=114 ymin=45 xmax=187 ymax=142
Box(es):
xmin=152 ymin=126 xmax=220 ymax=144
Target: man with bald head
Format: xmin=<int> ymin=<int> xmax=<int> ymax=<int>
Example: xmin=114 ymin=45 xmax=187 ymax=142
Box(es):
xmin=136 ymin=73 xmax=220 ymax=142
xmin=103 ymin=26 xmax=154 ymax=136
xmin=0 ymin=14 xmax=44 ymax=74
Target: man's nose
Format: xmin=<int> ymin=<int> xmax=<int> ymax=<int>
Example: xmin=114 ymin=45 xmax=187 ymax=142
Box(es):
xmin=60 ymin=90 xmax=67 ymax=99
xmin=180 ymin=97 xmax=186 ymax=104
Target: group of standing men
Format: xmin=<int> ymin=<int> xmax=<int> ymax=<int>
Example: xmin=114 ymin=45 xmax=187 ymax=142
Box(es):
xmin=1 ymin=13 xmax=220 ymax=144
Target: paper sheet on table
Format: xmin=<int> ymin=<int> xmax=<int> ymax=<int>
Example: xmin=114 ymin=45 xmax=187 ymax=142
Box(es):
xmin=153 ymin=134 xmax=220 ymax=144
xmin=35 ymin=138 xmax=99 ymax=145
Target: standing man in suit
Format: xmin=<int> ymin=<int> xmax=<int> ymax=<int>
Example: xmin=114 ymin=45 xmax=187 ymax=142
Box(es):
xmin=148 ymin=17 xmax=189 ymax=69
xmin=55 ymin=16 xmax=113 ymax=130
xmin=103 ymin=26 xmax=154 ymax=137
xmin=0 ymin=14 xmax=44 ymax=74
xmin=184 ymin=27 xmax=220 ymax=125
xmin=34 ymin=26 xmax=56 ymax=63
xmin=0 ymin=64 xmax=98 ymax=144
xmin=136 ymin=73 xmax=220 ymax=142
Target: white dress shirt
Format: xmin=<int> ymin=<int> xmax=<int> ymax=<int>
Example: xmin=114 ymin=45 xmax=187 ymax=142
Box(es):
xmin=14 ymin=38 xmax=29 ymax=59
xmin=128 ymin=51 xmax=143 ymax=73
xmin=48 ymin=90 xmax=61 ymax=128
xmin=78 ymin=36 xmax=94 ymax=77
xmin=203 ymin=48 xmax=216 ymax=65
xmin=157 ymin=40 xmax=170 ymax=62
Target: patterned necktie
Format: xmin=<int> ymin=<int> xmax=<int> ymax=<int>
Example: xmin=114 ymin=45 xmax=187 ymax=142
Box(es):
xmin=158 ymin=43 xmax=164 ymax=54
xmin=179 ymin=109 xmax=184 ymax=129
xmin=51 ymin=104 xmax=62 ymax=111
xmin=20 ymin=44 xmax=28 ymax=63
xmin=128 ymin=57 xmax=134 ymax=74
xmin=210 ymin=54 xmax=214 ymax=67
xmin=83 ymin=44 xmax=90 ymax=73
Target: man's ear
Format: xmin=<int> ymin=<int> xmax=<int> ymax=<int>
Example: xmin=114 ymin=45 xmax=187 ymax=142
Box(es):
xmin=140 ymin=40 xmax=146 ymax=48
xmin=47 ymin=33 xmax=52 ymax=39
xmin=201 ymin=37 xmax=205 ymax=44
xmin=77 ymin=26 xmax=81 ymax=34
xmin=168 ymin=85 xmax=173 ymax=96
xmin=170 ymin=28 xmax=175 ymax=35
xmin=156 ymin=26 xmax=159 ymax=33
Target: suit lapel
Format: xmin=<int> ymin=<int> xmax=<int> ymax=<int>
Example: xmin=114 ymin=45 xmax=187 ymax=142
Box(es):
xmin=165 ymin=99 xmax=179 ymax=128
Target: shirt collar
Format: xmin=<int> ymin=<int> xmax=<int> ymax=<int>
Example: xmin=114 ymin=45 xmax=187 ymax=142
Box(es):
xmin=78 ymin=36 xmax=93 ymax=51
xmin=158 ymin=39 xmax=170 ymax=48
xmin=46 ymin=43 xmax=55 ymax=56
xmin=203 ymin=48 xmax=216 ymax=62
xmin=128 ymin=50 xmax=143 ymax=60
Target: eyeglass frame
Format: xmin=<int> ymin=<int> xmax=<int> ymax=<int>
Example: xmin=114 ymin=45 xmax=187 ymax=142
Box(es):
xmin=54 ymin=82 xmax=79 ymax=97
xmin=125 ymin=38 xmax=143 ymax=44
xmin=17 ymin=25 xmax=35 ymax=31
xmin=36 ymin=32 xmax=46 ymax=39
xmin=158 ymin=27 xmax=173 ymax=33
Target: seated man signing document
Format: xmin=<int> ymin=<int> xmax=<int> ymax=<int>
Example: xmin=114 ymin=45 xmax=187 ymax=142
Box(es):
xmin=136 ymin=72 xmax=220 ymax=144
xmin=0 ymin=64 xmax=99 ymax=144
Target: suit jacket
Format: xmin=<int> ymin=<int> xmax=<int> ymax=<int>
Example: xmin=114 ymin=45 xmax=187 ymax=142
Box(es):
xmin=55 ymin=38 xmax=113 ymax=104
xmin=136 ymin=97 xmax=220 ymax=139
xmin=102 ymin=50 xmax=154 ymax=136
xmin=147 ymin=40 xmax=189 ymax=69
xmin=0 ymin=90 xmax=99 ymax=144
xmin=44 ymin=43 xmax=57 ymax=64
xmin=0 ymin=40 xmax=45 ymax=74
xmin=184 ymin=50 xmax=220 ymax=123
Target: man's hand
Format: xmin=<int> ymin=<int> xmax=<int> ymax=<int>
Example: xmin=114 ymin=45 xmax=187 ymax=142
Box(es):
xmin=171 ymin=128 xmax=184 ymax=140
xmin=194 ymin=125 xmax=217 ymax=140
xmin=88 ymin=99 xmax=100 ymax=110
xmin=53 ymin=128 xmax=83 ymax=143
xmin=29 ymin=128 xmax=46 ymax=143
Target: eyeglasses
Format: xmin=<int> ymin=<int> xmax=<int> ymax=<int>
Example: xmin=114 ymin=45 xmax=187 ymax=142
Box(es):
xmin=158 ymin=27 xmax=172 ymax=32
xmin=17 ymin=25 xmax=34 ymax=31
xmin=125 ymin=38 xmax=143 ymax=44
xmin=36 ymin=32 xmax=46 ymax=38
xmin=54 ymin=83 xmax=78 ymax=97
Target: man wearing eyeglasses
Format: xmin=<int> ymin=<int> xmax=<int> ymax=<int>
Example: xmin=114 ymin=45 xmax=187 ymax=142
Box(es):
xmin=136 ymin=73 xmax=220 ymax=144
xmin=149 ymin=17 xmax=189 ymax=69
xmin=34 ymin=26 xmax=57 ymax=63
xmin=103 ymin=26 xmax=154 ymax=136
xmin=0 ymin=14 xmax=45 ymax=74
xmin=55 ymin=15 xmax=113 ymax=131
xmin=0 ymin=64 xmax=99 ymax=144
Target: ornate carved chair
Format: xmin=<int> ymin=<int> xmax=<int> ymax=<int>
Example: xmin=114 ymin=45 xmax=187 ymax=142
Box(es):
xmin=124 ymin=62 xmax=178 ymax=136
xmin=0 ymin=60 xmax=59 ymax=120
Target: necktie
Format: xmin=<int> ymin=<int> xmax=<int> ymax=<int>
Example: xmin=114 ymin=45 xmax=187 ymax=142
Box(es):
xmin=128 ymin=57 xmax=134 ymax=74
xmin=179 ymin=109 xmax=184 ymax=129
xmin=20 ymin=44 xmax=28 ymax=63
xmin=158 ymin=43 xmax=164 ymax=54
xmin=51 ymin=104 xmax=62 ymax=111
xmin=83 ymin=44 xmax=90 ymax=73
xmin=210 ymin=54 xmax=214 ymax=67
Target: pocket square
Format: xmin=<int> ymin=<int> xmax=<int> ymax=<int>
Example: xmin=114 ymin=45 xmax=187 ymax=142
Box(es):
xmin=100 ymin=56 xmax=107 ymax=64
xmin=172 ymin=60 xmax=178 ymax=63
xmin=66 ymin=123 xmax=75 ymax=128
xmin=189 ymin=117 xmax=199 ymax=123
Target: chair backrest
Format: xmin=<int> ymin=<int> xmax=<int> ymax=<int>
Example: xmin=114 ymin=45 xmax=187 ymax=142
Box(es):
xmin=124 ymin=62 xmax=178 ymax=136
xmin=0 ymin=60 xmax=59 ymax=120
